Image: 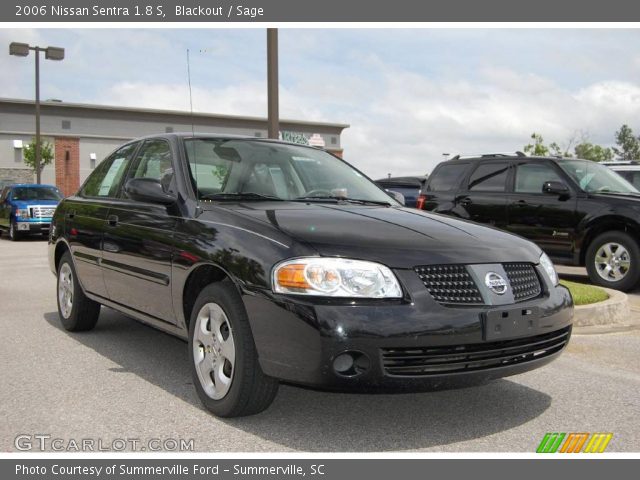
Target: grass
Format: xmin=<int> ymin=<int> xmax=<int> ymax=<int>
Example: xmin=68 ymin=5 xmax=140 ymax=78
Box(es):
xmin=560 ymin=279 xmax=609 ymax=306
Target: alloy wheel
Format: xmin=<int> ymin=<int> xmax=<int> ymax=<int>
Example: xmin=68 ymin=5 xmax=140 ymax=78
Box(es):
xmin=192 ymin=302 xmax=236 ymax=400
xmin=594 ymin=242 xmax=631 ymax=282
xmin=58 ymin=263 xmax=74 ymax=318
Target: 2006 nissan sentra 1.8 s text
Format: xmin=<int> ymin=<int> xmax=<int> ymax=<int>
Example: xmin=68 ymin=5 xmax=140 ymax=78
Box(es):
xmin=49 ymin=134 xmax=574 ymax=417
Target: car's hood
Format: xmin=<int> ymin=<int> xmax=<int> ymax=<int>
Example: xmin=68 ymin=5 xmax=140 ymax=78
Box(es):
xmin=216 ymin=203 xmax=542 ymax=268
xmin=589 ymin=192 xmax=640 ymax=204
xmin=10 ymin=199 xmax=59 ymax=208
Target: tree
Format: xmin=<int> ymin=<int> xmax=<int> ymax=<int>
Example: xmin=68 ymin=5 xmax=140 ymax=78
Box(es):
xmin=523 ymin=133 xmax=571 ymax=157
xmin=22 ymin=137 xmax=54 ymax=176
xmin=574 ymin=142 xmax=614 ymax=162
xmin=613 ymin=124 xmax=640 ymax=160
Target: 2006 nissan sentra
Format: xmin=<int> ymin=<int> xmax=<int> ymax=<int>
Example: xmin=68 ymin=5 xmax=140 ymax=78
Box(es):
xmin=49 ymin=133 xmax=574 ymax=417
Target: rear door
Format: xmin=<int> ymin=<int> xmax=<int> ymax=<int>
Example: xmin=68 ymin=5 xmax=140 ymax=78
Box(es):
xmin=454 ymin=161 xmax=511 ymax=228
xmin=65 ymin=142 xmax=138 ymax=298
xmin=506 ymin=160 xmax=577 ymax=260
xmin=101 ymin=138 xmax=178 ymax=323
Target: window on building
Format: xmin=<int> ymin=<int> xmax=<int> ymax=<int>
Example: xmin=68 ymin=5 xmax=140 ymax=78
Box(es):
xmin=61 ymin=120 xmax=71 ymax=130
xmin=165 ymin=126 xmax=174 ymax=133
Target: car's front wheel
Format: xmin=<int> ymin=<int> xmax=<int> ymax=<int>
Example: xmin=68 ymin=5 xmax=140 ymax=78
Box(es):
xmin=586 ymin=231 xmax=640 ymax=292
xmin=57 ymin=251 xmax=101 ymax=331
xmin=188 ymin=281 xmax=279 ymax=417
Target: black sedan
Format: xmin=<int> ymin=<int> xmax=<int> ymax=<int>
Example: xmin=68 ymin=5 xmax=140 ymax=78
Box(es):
xmin=49 ymin=134 xmax=573 ymax=417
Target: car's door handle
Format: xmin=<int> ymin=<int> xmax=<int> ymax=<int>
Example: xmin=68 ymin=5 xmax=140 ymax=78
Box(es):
xmin=515 ymin=200 xmax=528 ymax=207
xmin=66 ymin=210 xmax=75 ymax=219
xmin=107 ymin=214 xmax=119 ymax=227
xmin=459 ymin=198 xmax=472 ymax=207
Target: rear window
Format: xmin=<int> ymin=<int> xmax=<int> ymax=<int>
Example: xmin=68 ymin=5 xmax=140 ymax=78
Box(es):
xmin=426 ymin=163 xmax=469 ymax=191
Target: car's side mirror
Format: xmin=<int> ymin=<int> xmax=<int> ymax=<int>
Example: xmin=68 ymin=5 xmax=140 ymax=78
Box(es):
xmin=386 ymin=190 xmax=405 ymax=205
xmin=542 ymin=181 xmax=570 ymax=197
xmin=124 ymin=178 xmax=176 ymax=205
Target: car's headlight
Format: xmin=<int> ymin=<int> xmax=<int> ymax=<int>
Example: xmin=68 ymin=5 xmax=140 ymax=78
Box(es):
xmin=273 ymin=257 xmax=403 ymax=298
xmin=16 ymin=208 xmax=30 ymax=219
xmin=539 ymin=252 xmax=558 ymax=286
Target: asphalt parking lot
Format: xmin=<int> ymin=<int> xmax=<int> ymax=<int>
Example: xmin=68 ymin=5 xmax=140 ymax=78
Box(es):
xmin=1 ymin=236 xmax=639 ymax=452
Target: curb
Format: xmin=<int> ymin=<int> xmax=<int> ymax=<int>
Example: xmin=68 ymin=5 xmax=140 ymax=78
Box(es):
xmin=572 ymin=287 xmax=630 ymax=327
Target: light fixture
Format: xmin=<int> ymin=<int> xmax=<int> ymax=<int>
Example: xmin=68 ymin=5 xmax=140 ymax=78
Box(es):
xmin=13 ymin=140 xmax=23 ymax=149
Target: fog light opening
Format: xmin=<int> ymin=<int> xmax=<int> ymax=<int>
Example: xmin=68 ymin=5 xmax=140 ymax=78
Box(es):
xmin=332 ymin=351 xmax=370 ymax=377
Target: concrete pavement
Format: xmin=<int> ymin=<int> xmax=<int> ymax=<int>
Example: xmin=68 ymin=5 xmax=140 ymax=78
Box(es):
xmin=1 ymin=237 xmax=639 ymax=452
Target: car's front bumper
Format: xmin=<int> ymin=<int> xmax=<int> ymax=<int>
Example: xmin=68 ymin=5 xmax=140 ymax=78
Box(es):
xmin=243 ymin=269 xmax=573 ymax=392
xmin=14 ymin=220 xmax=51 ymax=233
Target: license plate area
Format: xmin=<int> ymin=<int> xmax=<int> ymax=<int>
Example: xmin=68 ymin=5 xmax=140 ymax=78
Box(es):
xmin=483 ymin=306 xmax=540 ymax=341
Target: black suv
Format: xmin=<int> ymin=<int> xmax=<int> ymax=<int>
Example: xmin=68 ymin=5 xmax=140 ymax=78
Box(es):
xmin=418 ymin=152 xmax=640 ymax=291
xmin=50 ymin=135 xmax=573 ymax=417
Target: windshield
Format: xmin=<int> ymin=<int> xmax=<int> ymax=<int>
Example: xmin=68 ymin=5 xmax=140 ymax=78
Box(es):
xmin=183 ymin=139 xmax=395 ymax=204
xmin=558 ymin=160 xmax=640 ymax=194
xmin=11 ymin=186 xmax=62 ymax=201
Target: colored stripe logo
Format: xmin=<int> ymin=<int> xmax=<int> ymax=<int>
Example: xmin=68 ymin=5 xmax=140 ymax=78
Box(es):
xmin=537 ymin=433 xmax=613 ymax=453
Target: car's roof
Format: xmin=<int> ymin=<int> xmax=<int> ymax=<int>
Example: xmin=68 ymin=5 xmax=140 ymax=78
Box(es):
xmin=128 ymin=132 xmax=327 ymax=151
xmin=9 ymin=183 xmax=58 ymax=188
xmin=375 ymin=176 xmax=427 ymax=186
xmin=442 ymin=154 xmax=584 ymax=165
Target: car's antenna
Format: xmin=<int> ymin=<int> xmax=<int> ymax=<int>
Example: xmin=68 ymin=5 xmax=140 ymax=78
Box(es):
xmin=186 ymin=48 xmax=202 ymax=213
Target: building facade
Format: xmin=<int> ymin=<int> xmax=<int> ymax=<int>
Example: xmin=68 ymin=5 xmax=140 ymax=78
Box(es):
xmin=0 ymin=98 xmax=348 ymax=196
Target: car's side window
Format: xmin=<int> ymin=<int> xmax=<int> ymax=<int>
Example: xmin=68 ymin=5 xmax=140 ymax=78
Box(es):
xmin=127 ymin=139 xmax=175 ymax=194
xmin=467 ymin=163 xmax=509 ymax=192
xmin=81 ymin=143 xmax=138 ymax=198
xmin=426 ymin=163 xmax=469 ymax=192
xmin=515 ymin=163 xmax=565 ymax=194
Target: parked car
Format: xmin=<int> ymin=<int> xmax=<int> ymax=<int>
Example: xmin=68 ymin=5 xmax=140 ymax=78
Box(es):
xmin=375 ymin=175 xmax=427 ymax=208
xmin=49 ymin=135 xmax=573 ymax=417
xmin=601 ymin=161 xmax=640 ymax=190
xmin=0 ymin=183 xmax=62 ymax=241
xmin=417 ymin=152 xmax=640 ymax=291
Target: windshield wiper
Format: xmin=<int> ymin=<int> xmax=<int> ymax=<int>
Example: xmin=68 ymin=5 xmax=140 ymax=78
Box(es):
xmin=293 ymin=195 xmax=391 ymax=206
xmin=200 ymin=192 xmax=284 ymax=201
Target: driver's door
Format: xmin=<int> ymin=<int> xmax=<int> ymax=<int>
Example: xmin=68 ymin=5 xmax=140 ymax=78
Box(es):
xmin=506 ymin=161 xmax=577 ymax=261
xmin=101 ymin=138 xmax=179 ymax=324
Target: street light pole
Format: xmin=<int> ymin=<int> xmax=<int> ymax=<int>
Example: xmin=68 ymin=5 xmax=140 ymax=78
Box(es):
xmin=9 ymin=42 xmax=64 ymax=184
xmin=34 ymin=47 xmax=41 ymax=184
xmin=267 ymin=28 xmax=279 ymax=139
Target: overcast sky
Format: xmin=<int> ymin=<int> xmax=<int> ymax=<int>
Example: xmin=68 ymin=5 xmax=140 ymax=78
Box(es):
xmin=2 ymin=28 xmax=640 ymax=179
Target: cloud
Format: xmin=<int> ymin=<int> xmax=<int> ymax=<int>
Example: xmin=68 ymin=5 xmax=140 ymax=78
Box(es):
xmin=4 ymin=28 xmax=640 ymax=180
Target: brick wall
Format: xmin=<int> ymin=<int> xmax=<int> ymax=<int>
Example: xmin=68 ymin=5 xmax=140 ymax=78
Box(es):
xmin=54 ymin=137 xmax=80 ymax=197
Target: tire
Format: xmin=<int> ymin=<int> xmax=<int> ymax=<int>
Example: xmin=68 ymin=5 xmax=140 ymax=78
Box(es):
xmin=586 ymin=231 xmax=640 ymax=292
xmin=188 ymin=281 xmax=279 ymax=417
xmin=9 ymin=220 xmax=20 ymax=241
xmin=57 ymin=251 xmax=101 ymax=331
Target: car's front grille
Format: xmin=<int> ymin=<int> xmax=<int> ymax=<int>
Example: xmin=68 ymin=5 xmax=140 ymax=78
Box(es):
xmin=380 ymin=326 xmax=571 ymax=376
xmin=416 ymin=263 xmax=543 ymax=306
xmin=414 ymin=265 xmax=484 ymax=305
xmin=30 ymin=205 xmax=56 ymax=219
xmin=503 ymin=263 xmax=542 ymax=302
